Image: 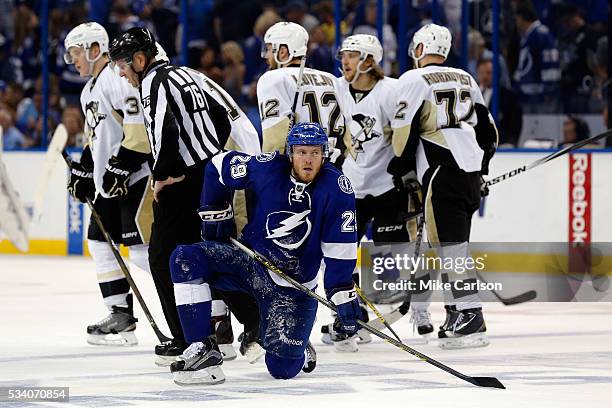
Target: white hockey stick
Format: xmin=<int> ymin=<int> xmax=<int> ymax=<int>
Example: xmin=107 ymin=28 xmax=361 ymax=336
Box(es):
xmin=32 ymin=124 xmax=68 ymax=222
xmin=0 ymin=126 xmax=30 ymax=252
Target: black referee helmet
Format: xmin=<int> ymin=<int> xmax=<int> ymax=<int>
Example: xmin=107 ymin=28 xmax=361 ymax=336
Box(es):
xmin=109 ymin=27 xmax=157 ymax=65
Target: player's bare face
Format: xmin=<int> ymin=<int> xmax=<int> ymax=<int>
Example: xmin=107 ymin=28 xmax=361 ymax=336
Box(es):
xmin=113 ymin=60 xmax=139 ymax=88
xmin=291 ymin=145 xmax=324 ymax=183
xmin=264 ymin=44 xmax=278 ymax=69
xmin=341 ymin=51 xmax=361 ymax=82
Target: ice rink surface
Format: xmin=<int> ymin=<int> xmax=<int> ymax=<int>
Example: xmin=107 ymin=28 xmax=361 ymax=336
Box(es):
xmin=0 ymin=255 xmax=610 ymax=408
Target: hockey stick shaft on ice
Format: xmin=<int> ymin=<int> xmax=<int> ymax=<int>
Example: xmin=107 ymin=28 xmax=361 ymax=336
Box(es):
xmin=475 ymin=271 xmax=537 ymax=305
xmin=62 ymin=150 xmax=171 ymax=343
xmin=231 ymin=237 xmax=505 ymax=389
xmin=484 ymin=129 xmax=612 ymax=188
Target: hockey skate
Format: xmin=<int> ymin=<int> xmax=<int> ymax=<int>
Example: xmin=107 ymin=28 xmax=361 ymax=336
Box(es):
xmin=409 ymin=308 xmax=434 ymax=342
xmin=320 ymin=318 xmax=358 ymax=352
xmin=211 ymin=313 xmax=237 ymax=361
xmin=321 ymin=306 xmax=370 ymax=346
xmin=238 ymin=329 xmax=265 ymax=364
xmin=302 ymin=341 xmax=317 ymax=373
xmin=155 ymin=339 xmax=187 ymax=367
xmin=87 ymin=294 xmax=138 ymax=346
xmin=171 ymin=337 xmax=225 ymax=385
xmin=438 ymin=307 xmax=490 ymax=349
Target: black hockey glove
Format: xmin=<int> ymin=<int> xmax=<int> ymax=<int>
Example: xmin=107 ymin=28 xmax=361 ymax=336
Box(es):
xmin=387 ymin=156 xmax=413 ymax=191
xmin=198 ymin=203 xmax=237 ymax=242
xmin=480 ymin=175 xmax=489 ymax=197
xmin=329 ymin=285 xmax=360 ymax=336
xmin=67 ymin=145 xmax=95 ymax=203
xmin=102 ymin=147 xmax=148 ymax=197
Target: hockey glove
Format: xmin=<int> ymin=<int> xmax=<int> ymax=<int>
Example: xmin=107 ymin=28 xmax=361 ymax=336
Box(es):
xmin=102 ymin=147 xmax=148 ymax=197
xmin=480 ymin=175 xmax=489 ymax=197
xmin=198 ymin=203 xmax=237 ymax=242
xmin=67 ymin=146 xmax=95 ymax=203
xmin=387 ymin=156 xmax=413 ymax=191
xmin=329 ymin=286 xmax=360 ymax=336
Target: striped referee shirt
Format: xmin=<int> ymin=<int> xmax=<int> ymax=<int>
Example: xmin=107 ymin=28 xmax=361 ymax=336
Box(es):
xmin=140 ymin=60 xmax=230 ymax=180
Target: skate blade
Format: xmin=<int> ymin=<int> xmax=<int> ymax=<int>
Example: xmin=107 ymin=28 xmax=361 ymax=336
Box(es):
xmin=219 ymin=344 xmax=237 ymax=361
xmin=155 ymin=355 xmax=179 ymax=367
xmin=173 ymin=366 xmax=225 ymax=386
xmin=357 ymin=329 xmax=372 ymax=344
xmin=87 ymin=332 xmax=137 ymax=347
xmin=321 ymin=332 xmax=333 ymax=345
xmin=438 ymin=333 xmax=490 ymax=350
xmin=244 ymin=343 xmax=265 ymax=364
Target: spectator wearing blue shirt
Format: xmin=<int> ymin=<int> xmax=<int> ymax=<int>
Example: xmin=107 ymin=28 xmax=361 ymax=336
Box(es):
xmin=0 ymin=107 xmax=26 ymax=149
xmin=513 ymin=0 xmax=561 ymax=113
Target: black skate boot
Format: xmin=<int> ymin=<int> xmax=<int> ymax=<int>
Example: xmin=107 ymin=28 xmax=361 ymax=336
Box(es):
xmin=211 ymin=313 xmax=236 ymax=361
xmin=87 ymin=294 xmax=138 ymax=346
xmin=302 ymin=341 xmax=317 ymax=373
xmin=409 ymin=308 xmax=434 ymax=342
xmin=155 ymin=338 xmax=188 ymax=367
xmin=238 ymin=329 xmax=264 ymax=364
xmin=438 ymin=307 xmax=489 ymax=349
xmin=171 ymin=337 xmax=225 ymax=385
xmin=439 ymin=304 xmax=457 ymax=333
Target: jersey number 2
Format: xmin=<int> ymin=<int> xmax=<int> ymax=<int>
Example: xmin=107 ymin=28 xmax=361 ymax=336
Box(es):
xmin=341 ymin=211 xmax=356 ymax=232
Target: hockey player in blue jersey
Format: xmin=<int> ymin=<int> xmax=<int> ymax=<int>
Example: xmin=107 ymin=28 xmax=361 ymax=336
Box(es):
xmin=168 ymin=122 xmax=360 ymax=385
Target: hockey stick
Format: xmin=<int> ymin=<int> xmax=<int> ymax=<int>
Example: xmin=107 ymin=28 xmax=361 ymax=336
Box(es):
xmin=354 ymin=284 xmax=402 ymax=342
xmin=0 ymin=126 xmax=30 ymax=252
xmin=231 ymin=237 xmax=505 ymax=389
xmin=485 ymin=129 xmax=612 ymax=187
xmin=475 ymin=270 xmax=537 ymax=305
xmin=62 ymin=149 xmax=171 ymax=343
xmin=33 ymin=124 xmax=68 ymax=222
xmin=287 ymin=56 xmax=306 ymax=132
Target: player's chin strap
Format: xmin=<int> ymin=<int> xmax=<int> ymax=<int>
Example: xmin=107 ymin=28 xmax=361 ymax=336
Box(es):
xmin=85 ymin=46 xmax=105 ymax=76
xmin=230 ymin=237 xmax=505 ymax=389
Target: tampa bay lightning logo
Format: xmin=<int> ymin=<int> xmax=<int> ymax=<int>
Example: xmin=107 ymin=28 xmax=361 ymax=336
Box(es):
xmin=256 ymin=152 xmax=276 ymax=162
xmin=338 ymin=175 xmax=353 ymax=194
xmin=266 ymin=186 xmax=312 ymax=250
xmin=266 ymin=210 xmax=312 ymax=249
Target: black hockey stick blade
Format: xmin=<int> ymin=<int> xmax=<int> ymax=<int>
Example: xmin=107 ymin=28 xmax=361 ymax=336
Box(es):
xmin=469 ymin=376 xmax=506 ymax=389
xmin=498 ymin=289 xmax=537 ymax=305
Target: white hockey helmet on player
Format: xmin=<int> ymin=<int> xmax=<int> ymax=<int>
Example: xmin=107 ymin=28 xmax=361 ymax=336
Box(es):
xmin=262 ymin=22 xmax=308 ymax=66
xmin=410 ymin=24 xmax=452 ymax=67
xmin=155 ymin=42 xmax=169 ymax=62
xmin=337 ymin=34 xmax=383 ymax=83
xmin=64 ymin=22 xmax=109 ymax=73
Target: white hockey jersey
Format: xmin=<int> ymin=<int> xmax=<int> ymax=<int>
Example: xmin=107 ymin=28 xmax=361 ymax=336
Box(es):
xmin=257 ymin=66 xmax=346 ymax=152
xmin=80 ymin=63 xmax=150 ymax=197
xmin=184 ymin=68 xmax=261 ymax=155
xmin=391 ymin=65 xmax=497 ymax=182
xmin=337 ymin=76 xmax=397 ymax=198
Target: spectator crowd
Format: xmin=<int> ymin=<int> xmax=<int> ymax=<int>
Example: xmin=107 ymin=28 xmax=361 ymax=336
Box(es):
xmin=0 ymin=0 xmax=609 ymax=149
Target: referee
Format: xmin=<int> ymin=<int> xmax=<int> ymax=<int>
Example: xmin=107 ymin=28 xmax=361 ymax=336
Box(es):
xmin=109 ymin=27 xmax=231 ymax=363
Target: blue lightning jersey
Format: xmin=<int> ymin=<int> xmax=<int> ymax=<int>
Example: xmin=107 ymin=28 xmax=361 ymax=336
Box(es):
xmin=203 ymin=151 xmax=357 ymax=294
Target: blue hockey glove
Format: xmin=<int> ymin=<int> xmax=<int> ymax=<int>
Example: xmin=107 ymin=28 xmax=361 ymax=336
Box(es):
xmin=198 ymin=203 xmax=237 ymax=242
xmin=329 ymin=286 xmax=360 ymax=336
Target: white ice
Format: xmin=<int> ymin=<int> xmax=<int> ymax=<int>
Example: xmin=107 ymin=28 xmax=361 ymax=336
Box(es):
xmin=0 ymin=255 xmax=610 ymax=408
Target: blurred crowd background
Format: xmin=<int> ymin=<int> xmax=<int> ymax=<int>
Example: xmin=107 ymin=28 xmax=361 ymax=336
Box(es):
xmin=0 ymin=0 xmax=609 ymax=150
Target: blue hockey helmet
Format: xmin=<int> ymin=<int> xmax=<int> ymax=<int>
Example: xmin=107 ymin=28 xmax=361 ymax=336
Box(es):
xmin=286 ymin=122 xmax=329 ymax=158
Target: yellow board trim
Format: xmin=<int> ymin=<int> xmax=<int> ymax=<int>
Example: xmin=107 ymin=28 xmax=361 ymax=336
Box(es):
xmin=1 ymin=239 xmax=129 ymax=257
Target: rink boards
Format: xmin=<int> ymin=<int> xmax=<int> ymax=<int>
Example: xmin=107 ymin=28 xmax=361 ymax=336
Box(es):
xmin=2 ymin=149 xmax=612 ymax=256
